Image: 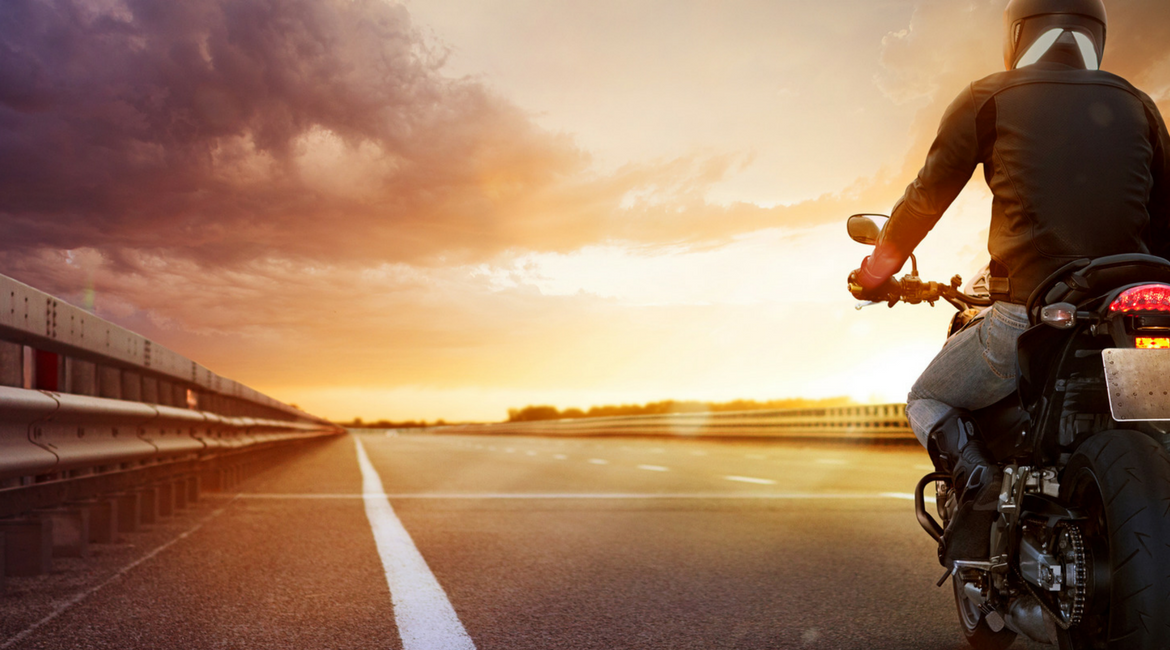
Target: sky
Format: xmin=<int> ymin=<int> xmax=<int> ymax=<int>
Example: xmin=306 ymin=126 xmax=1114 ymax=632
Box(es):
xmin=3 ymin=0 xmax=1170 ymax=422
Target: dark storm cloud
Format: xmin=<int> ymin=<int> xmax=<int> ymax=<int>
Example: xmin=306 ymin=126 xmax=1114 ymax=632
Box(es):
xmin=0 ymin=0 xmax=590 ymax=265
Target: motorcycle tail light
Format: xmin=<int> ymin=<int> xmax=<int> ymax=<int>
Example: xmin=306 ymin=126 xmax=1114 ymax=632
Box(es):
xmin=1136 ymin=337 xmax=1170 ymax=349
xmin=1109 ymin=284 xmax=1170 ymax=313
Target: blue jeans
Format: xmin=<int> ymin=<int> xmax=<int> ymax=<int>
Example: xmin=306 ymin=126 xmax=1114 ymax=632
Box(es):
xmin=906 ymin=302 xmax=1030 ymax=447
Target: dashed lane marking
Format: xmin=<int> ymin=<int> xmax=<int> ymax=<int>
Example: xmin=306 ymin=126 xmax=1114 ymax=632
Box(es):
xmin=553 ymin=454 xmax=568 ymax=460
xmin=724 ymin=475 xmax=777 ymax=485
xmin=637 ymin=465 xmax=670 ymax=472
xmin=816 ymin=459 xmax=848 ymax=465
xmin=588 ymin=458 xmax=609 ymax=465
xmin=525 ymin=451 xmax=537 ymax=456
xmin=354 ymin=437 xmax=476 ymax=650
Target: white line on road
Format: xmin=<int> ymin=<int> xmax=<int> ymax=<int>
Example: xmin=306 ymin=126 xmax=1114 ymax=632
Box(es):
xmin=588 ymin=458 xmax=609 ymax=465
xmin=816 ymin=458 xmax=848 ymax=465
xmin=881 ymin=492 xmax=938 ymax=504
xmin=1 ymin=498 xmax=237 ymax=650
xmin=525 ymin=451 xmax=537 ymax=456
xmin=724 ymin=475 xmax=777 ymax=485
xmin=354 ymin=437 xmax=476 ymax=650
xmin=553 ymin=454 xmax=568 ymax=460
xmin=637 ymin=465 xmax=669 ymax=472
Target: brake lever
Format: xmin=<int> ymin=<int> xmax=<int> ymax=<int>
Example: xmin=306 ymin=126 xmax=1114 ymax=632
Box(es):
xmin=855 ymin=301 xmax=881 ymax=310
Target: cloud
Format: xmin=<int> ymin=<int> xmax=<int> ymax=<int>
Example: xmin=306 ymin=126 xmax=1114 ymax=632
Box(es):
xmin=0 ymin=0 xmax=591 ymax=266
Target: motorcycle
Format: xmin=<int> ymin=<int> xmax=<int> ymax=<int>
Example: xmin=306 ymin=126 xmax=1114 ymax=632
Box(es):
xmin=847 ymin=214 xmax=1170 ymax=649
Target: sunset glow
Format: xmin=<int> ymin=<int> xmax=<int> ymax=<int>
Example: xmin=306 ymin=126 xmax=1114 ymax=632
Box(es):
xmin=4 ymin=0 xmax=1170 ymax=422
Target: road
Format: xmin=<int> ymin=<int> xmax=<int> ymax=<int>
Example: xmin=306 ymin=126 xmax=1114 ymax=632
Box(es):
xmin=0 ymin=433 xmax=1048 ymax=649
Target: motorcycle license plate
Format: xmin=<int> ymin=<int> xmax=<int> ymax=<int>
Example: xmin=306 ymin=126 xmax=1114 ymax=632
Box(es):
xmin=1103 ymin=348 xmax=1170 ymax=421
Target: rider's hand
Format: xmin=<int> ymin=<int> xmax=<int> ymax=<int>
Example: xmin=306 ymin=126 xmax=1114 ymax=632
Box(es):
xmin=848 ymin=267 xmax=900 ymax=303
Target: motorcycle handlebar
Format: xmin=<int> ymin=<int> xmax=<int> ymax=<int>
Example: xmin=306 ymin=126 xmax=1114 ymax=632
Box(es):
xmin=850 ymin=274 xmax=994 ymax=310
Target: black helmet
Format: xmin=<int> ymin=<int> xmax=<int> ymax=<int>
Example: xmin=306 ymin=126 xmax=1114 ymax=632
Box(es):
xmin=1003 ymin=0 xmax=1107 ymax=70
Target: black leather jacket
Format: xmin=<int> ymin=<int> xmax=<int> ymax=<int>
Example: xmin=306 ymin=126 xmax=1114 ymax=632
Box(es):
xmin=864 ymin=60 xmax=1170 ymax=304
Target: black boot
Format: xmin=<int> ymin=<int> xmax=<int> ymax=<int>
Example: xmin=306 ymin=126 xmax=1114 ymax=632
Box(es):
xmin=926 ymin=409 xmax=1002 ymax=569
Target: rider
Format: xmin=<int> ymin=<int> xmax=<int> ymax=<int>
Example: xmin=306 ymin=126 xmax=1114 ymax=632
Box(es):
xmin=850 ymin=0 xmax=1170 ymax=568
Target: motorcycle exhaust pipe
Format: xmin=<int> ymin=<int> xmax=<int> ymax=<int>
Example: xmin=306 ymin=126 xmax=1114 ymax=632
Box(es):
xmin=1001 ymin=595 xmax=1057 ymax=644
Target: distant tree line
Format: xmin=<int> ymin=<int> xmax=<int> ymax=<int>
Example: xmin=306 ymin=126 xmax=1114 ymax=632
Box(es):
xmin=341 ymin=417 xmax=446 ymax=429
xmin=506 ymin=397 xmax=854 ymax=423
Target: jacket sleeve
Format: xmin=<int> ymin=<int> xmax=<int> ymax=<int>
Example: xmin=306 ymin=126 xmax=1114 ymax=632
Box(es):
xmin=1144 ymin=98 xmax=1170 ymax=261
xmin=858 ymin=85 xmax=983 ymax=289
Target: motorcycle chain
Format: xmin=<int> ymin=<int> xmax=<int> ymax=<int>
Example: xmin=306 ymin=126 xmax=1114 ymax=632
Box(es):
xmin=1020 ymin=523 xmax=1087 ymax=630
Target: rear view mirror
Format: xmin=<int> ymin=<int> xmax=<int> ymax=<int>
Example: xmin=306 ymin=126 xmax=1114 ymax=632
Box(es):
xmin=847 ymin=214 xmax=886 ymax=246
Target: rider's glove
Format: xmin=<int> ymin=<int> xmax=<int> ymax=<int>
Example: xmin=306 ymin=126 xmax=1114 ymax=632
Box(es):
xmin=848 ymin=257 xmax=900 ymax=303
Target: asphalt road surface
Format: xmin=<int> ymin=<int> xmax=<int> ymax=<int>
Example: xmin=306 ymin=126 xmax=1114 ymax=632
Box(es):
xmin=0 ymin=433 xmax=1050 ymax=650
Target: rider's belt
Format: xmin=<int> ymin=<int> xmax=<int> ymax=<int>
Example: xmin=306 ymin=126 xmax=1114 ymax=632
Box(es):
xmin=988 ymin=276 xmax=1011 ymax=302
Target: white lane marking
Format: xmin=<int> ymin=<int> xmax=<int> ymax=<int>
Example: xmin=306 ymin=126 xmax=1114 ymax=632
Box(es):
xmin=0 ymin=498 xmax=237 ymax=650
xmin=881 ymin=492 xmax=937 ymax=505
xmin=553 ymin=454 xmax=568 ymax=460
xmin=637 ymin=465 xmax=669 ymax=472
xmin=354 ymin=437 xmax=476 ymax=650
xmin=505 ymin=448 xmax=515 ymax=453
xmin=745 ymin=454 xmax=766 ymax=460
xmin=724 ymin=475 xmax=776 ymax=485
xmin=588 ymin=458 xmax=609 ymax=465
xmin=816 ymin=458 xmax=848 ymax=465
xmin=487 ymin=446 xmax=496 ymax=451
xmin=223 ymin=492 xmax=912 ymax=500
xmin=650 ymin=448 xmax=665 ymax=454
xmin=525 ymin=451 xmax=536 ymax=456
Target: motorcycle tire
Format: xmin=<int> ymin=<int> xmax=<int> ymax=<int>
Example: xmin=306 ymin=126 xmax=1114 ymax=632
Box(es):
xmin=953 ymin=576 xmax=1017 ymax=650
xmin=1059 ymin=429 xmax=1170 ymax=650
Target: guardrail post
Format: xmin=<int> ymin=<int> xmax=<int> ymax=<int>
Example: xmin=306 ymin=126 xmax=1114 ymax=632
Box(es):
xmin=0 ymin=518 xmax=53 ymax=576
xmin=138 ymin=487 xmax=158 ymax=525
xmin=141 ymin=377 xmax=158 ymax=404
xmin=172 ymin=479 xmax=188 ymax=510
xmin=97 ymin=365 xmax=121 ymax=399
xmin=0 ymin=342 xmax=20 ymax=388
xmin=115 ymin=493 xmax=139 ymax=533
xmin=79 ymin=498 xmax=118 ymax=544
xmin=121 ymin=371 xmax=141 ymax=402
xmin=67 ymin=359 xmax=97 ymax=397
xmin=186 ymin=476 xmax=200 ymax=503
xmin=39 ymin=506 xmax=90 ymax=558
xmin=155 ymin=482 xmax=174 ymax=517
xmin=158 ymin=381 xmax=173 ymax=407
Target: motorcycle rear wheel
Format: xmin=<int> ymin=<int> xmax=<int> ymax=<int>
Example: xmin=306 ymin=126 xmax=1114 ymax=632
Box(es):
xmin=1058 ymin=430 xmax=1170 ymax=650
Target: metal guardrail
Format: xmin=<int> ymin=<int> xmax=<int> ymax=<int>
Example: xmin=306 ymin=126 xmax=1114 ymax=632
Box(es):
xmin=437 ymin=403 xmax=917 ymax=443
xmin=0 ymin=271 xmax=341 ymax=521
